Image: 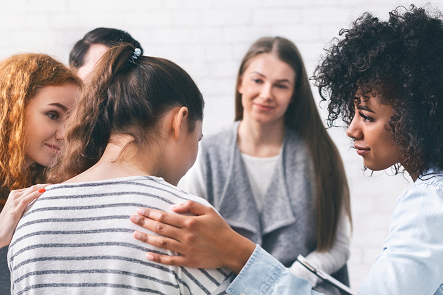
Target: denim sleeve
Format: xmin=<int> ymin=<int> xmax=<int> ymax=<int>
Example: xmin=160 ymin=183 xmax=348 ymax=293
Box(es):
xmin=358 ymin=181 xmax=443 ymax=295
xmin=227 ymin=245 xmax=322 ymax=295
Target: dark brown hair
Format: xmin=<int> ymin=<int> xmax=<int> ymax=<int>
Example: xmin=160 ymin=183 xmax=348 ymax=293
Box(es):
xmin=49 ymin=43 xmax=203 ymax=183
xmin=0 ymin=54 xmax=81 ymax=200
xmin=69 ymin=27 xmax=143 ymax=69
xmin=235 ymin=37 xmax=351 ymax=251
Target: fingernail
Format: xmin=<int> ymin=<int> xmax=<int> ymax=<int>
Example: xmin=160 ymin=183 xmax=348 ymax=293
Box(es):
xmin=38 ymin=188 xmax=46 ymax=193
xmin=171 ymin=204 xmax=180 ymax=209
xmin=134 ymin=232 xmax=142 ymax=239
xmin=136 ymin=208 xmax=145 ymax=215
xmin=130 ymin=215 xmax=139 ymax=223
xmin=146 ymin=254 xmax=154 ymax=260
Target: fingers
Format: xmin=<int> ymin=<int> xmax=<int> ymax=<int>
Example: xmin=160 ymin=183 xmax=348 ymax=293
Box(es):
xmin=170 ymin=200 xmax=211 ymax=216
xmin=8 ymin=184 xmax=49 ymax=212
xmin=130 ymin=214 xmax=184 ymax=241
xmin=145 ymin=252 xmax=189 ymax=267
xmin=133 ymin=208 xmax=188 ymax=228
xmin=16 ymin=190 xmax=43 ymax=213
xmin=132 ymin=231 xmax=184 ymax=253
xmin=0 ymin=184 xmax=49 ymax=248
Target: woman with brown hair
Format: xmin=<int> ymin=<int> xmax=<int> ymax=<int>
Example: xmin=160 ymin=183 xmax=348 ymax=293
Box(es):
xmin=179 ymin=36 xmax=352 ymax=293
xmin=0 ymin=54 xmax=81 ymax=294
xmin=8 ymin=44 xmax=232 ymax=294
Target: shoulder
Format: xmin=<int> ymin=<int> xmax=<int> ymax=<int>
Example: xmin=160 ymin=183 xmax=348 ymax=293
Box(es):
xmin=391 ymin=172 xmax=443 ymax=229
xmin=397 ymin=172 xmax=443 ymax=204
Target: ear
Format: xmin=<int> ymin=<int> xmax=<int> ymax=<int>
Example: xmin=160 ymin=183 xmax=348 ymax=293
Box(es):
xmin=171 ymin=107 xmax=189 ymax=141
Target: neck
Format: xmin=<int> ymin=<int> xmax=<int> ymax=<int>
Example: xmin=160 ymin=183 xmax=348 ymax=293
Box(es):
xmin=237 ymin=116 xmax=286 ymax=157
xmin=66 ymin=134 xmax=165 ymax=184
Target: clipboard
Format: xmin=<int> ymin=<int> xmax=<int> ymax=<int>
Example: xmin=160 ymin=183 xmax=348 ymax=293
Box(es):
xmin=297 ymin=254 xmax=356 ymax=295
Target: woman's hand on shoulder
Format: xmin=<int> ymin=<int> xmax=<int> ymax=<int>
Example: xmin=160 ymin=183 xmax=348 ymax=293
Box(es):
xmin=130 ymin=200 xmax=256 ymax=274
xmin=0 ymin=184 xmax=49 ymax=248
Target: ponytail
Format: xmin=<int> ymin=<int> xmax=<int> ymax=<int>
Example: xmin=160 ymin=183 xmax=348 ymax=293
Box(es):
xmin=48 ymin=44 xmax=204 ymax=183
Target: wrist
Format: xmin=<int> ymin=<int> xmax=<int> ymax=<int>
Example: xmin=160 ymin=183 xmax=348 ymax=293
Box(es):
xmin=225 ymin=233 xmax=256 ymax=274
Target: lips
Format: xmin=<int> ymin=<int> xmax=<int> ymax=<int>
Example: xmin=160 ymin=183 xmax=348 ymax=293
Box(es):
xmin=354 ymin=144 xmax=370 ymax=156
xmin=45 ymin=143 xmax=61 ymax=153
xmin=254 ymin=103 xmax=274 ymax=111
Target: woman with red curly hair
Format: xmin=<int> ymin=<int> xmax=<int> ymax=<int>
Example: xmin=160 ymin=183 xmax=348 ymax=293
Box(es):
xmin=0 ymin=53 xmax=81 ymax=294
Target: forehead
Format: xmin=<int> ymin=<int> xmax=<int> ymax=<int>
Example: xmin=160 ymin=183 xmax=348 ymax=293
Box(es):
xmin=244 ymin=53 xmax=295 ymax=80
xmin=354 ymin=92 xmax=394 ymax=116
xmin=29 ymin=84 xmax=80 ymax=109
xmin=84 ymin=43 xmax=109 ymax=64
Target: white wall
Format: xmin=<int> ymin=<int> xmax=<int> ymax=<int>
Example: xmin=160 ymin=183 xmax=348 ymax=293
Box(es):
xmin=1 ymin=0 xmax=440 ymax=291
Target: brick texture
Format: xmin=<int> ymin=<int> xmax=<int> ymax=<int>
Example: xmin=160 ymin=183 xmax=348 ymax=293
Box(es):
xmin=0 ymin=0 xmax=439 ymax=291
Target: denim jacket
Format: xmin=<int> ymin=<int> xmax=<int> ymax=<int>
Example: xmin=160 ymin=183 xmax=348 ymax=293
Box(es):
xmin=227 ymin=170 xmax=443 ymax=295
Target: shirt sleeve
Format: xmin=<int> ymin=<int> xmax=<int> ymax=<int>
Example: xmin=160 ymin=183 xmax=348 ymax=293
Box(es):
xmin=228 ymin=181 xmax=443 ymax=295
xmin=357 ymin=181 xmax=443 ymax=294
xmin=227 ymin=245 xmax=322 ymax=295
xmin=178 ymin=150 xmax=208 ymax=199
xmin=289 ymin=208 xmax=351 ymax=286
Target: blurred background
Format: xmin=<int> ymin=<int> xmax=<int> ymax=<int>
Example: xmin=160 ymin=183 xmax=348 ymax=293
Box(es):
xmin=1 ymin=0 xmax=440 ymax=291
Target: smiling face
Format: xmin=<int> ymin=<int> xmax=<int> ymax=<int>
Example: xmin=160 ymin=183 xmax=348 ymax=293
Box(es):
xmin=24 ymin=83 xmax=80 ymax=167
xmin=346 ymin=93 xmax=401 ymax=171
xmin=238 ymin=53 xmax=295 ymax=126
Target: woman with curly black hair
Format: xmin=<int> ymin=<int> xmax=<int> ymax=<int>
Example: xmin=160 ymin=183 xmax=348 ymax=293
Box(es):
xmin=127 ymin=5 xmax=443 ymax=295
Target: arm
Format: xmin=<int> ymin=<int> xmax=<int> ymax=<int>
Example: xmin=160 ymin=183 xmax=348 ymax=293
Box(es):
xmin=356 ymin=182 xmax=443 ymax=294
xmin=290 ymin=209 xmax=351 ymax=286
xmin=130 ymin=200 xmax=321 ymax=295
xmin=131 ymin=200 xmax=255 ymax=274
xmin=0 ymin=184 xmax=48 ymax=248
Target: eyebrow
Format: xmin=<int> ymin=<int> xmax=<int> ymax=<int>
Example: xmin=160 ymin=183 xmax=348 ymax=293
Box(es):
xmin=252 ymin=71 xmax=293 ymax=84
xmin=356 ymin=105 xmax=375 ymax=113
xmin=49 ymin=103 xmax=68 ymax=112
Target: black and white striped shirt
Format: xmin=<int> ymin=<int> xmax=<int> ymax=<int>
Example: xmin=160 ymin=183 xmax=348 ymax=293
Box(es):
xmin=8 ymin=176 xmax=232 ymax=295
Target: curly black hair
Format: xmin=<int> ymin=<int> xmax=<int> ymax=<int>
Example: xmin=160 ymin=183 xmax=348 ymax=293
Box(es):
xmin=314 ymin=5 xmax=443 ymax=177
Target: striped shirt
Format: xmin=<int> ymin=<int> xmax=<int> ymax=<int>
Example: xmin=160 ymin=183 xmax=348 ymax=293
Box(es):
xmin=8 ymin=176 xmax=232 ymax=295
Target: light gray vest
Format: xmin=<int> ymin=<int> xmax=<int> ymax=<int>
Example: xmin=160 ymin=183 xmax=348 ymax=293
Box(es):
xmin=200 ymin=122 xmax=317 ymax=267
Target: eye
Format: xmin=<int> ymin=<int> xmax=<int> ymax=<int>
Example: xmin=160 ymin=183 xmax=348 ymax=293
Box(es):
xmin=359 ymin=112 xmax=374 ymax=122
xmin=252 ymin=78 xmax=263 ymax=84
xmin=276 ymin=84 xmax=288 ymax=89
xmin=46 ymin=111 xmax=60 ymax=121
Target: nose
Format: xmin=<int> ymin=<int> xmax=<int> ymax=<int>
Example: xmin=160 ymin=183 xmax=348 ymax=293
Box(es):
xmin=259 ymin=82 xmax=273 ymax=100
xmin=346 ymin=113 xmax=363 ymax=140
xmin=54 ymin=124 xmax=65 ymax=140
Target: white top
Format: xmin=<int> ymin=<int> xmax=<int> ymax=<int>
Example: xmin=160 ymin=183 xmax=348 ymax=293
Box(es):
xmin=8 ymin=176 xmax=232 ymax=295
xmin=240 ymin=153 xmax=280 ymax=212
xmin=179 ymin=152 xmax=351 ymax=286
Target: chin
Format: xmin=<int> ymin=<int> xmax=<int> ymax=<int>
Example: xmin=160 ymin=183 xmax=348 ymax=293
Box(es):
xmin=364 ymin=162 xmax=392 ymax=172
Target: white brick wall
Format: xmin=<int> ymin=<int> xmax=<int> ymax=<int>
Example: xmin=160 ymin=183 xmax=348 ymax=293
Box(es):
xmin=1 ymin=0 xmax=441 ymax=291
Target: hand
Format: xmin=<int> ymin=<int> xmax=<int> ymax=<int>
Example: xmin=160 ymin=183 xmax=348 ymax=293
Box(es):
xmin=0 ymin=184 xmax=49 ymax=248
xmin=130 ymin=200 xmax=256 ymax=274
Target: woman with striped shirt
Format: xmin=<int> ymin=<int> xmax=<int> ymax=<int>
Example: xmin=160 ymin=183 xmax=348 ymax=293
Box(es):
xmin=8 ymin=44 xmax=232 ymax=295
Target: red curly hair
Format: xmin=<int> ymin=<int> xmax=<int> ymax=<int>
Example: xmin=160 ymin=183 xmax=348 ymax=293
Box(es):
xmin=0 ymin=53 xmax=81 ymax=204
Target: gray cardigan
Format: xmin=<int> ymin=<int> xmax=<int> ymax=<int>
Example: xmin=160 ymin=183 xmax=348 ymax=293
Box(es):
xmin=200 ymin=122 xmax=317 ymax=267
